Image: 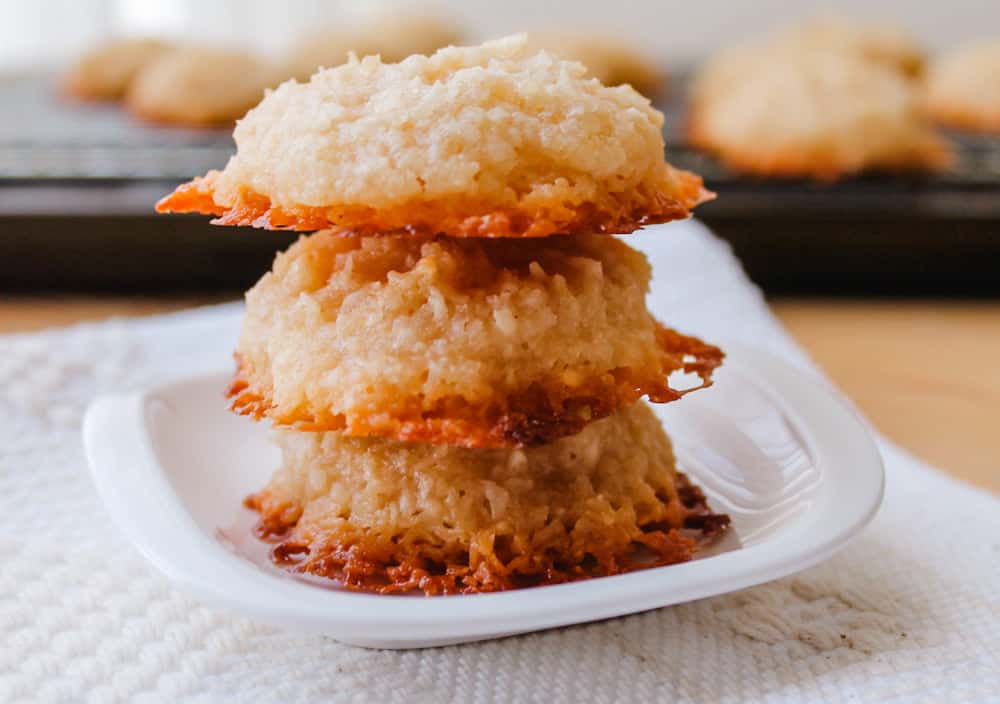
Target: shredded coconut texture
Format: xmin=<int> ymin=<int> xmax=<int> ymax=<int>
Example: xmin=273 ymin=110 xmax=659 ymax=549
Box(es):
xmin=157 ymin=34 xmax=709 ymax=236
xmin=231 ymin=230 xmax=722 ymax=447
xmin=248 ymin=403 xmax=729 ymax=595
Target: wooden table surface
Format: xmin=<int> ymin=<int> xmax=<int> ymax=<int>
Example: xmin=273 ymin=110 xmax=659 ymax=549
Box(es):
xmin=1 ymin=296 xmax=997 ymax=494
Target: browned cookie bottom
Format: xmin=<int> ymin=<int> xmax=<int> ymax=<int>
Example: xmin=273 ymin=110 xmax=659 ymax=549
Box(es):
xmin=247 ymin=405 xmax=730 ymax=595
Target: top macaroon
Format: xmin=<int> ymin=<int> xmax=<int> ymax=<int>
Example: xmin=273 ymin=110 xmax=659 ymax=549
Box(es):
xmin=157 ymin=35 xmax=709 ymax=238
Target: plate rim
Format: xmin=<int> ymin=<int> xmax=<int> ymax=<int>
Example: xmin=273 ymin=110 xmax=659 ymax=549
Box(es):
xmin=83 ymin=343 xmax=884 ymax=646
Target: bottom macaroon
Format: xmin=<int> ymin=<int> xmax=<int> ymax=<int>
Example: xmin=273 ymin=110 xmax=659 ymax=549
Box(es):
xmin=247 ymin=402 xmax=730 ymax=595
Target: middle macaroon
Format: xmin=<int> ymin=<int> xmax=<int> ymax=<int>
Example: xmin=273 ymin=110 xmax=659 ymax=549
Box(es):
xmin=231 ymin=231 xmax=722 ymax=447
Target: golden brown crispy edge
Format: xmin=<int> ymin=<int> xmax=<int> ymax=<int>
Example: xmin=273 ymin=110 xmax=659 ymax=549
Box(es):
xmin=246 ymin=471 xmax=730 ymax=595
xmin=226 ymin=325 xmax=725 ymax=448
xmin=155 ymin=170 xmax=714 ymax=237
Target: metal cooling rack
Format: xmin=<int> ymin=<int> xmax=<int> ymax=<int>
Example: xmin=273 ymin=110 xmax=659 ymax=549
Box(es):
xmin=0 ymin=76 xmax=233 ymax=180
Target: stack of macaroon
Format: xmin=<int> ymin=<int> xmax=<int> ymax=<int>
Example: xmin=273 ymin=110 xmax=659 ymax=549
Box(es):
xmin=157 ymin=35 xmax=729 ymax=595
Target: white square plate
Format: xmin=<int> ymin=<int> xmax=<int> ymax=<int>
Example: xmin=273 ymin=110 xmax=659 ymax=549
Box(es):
xmin=83 ymin=343 xmax=883 ymax=649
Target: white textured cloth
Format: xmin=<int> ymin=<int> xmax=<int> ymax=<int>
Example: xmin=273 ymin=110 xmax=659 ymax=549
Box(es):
xmin=1 ymin=221 xmax=998 ymax=704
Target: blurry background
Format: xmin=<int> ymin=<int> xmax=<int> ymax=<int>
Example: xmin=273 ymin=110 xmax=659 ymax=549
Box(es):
xmin=2 ymin=0 xmax=997 ymax=69
xmin=0 ymin=0 xmax=997 ymax=491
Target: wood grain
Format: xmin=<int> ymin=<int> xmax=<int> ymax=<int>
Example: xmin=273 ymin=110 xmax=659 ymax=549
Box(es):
xmin=0 ymin=296 xmax=996 ymax=494
xmin=773 ymin=300 xmax=1000 ymax=494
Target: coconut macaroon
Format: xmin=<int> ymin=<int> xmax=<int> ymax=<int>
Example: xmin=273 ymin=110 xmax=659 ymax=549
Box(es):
xmin=157 ymin=35 xmax=710 ymax=237
xmin=63 ymin=37 xmax=172 ymax=101
xmin=126 ymin=47 xmax=282 ymax=127
xmin=689 ymin=48 xmax=949 ymax=179
xmin=231 ymin=230 xmax=722 ymax=447
xmin=248 ymin=403 xmax=729 ymax=595
xmin=925 ymin=41 xmax=1000 ymax=134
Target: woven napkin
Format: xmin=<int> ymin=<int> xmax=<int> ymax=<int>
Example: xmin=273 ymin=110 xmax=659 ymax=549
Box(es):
xmin=1 ymin=220 xmax=997 ymax=703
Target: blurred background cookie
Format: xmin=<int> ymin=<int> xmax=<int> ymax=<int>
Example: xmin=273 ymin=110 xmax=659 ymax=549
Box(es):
xmin=688 ymin=17 xmax=945 ymax=179
xmin=286 ymin=9 xmax=463 ymax=81
xmin=125 ymin=47 xmax=282 ymax=127
xmin=523 ymin=31 xmax=664 ymax=97
xmin=924 ymin=40 xmax=1000 ymax=133
xmin=62 ymin=37 xmax=172 ymax=101
xmin=688 ymin=48 xmax=949 ymax=179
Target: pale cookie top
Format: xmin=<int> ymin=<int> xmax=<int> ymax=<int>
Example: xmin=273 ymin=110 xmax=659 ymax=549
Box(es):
xmin=775 ymin=17 xmax=925 ymax=78
xmin=126 ymin=47 xmax=284 ymax=127
xmin=62 ymin=38 xmax=172 ymax=101
xmin=925 ymin=41 xmax=1000 ymax=133
xmin=691 ymin=17 xmax=925 ymax=111
xmin=157 ymin=35 xmax=709 ymax=238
